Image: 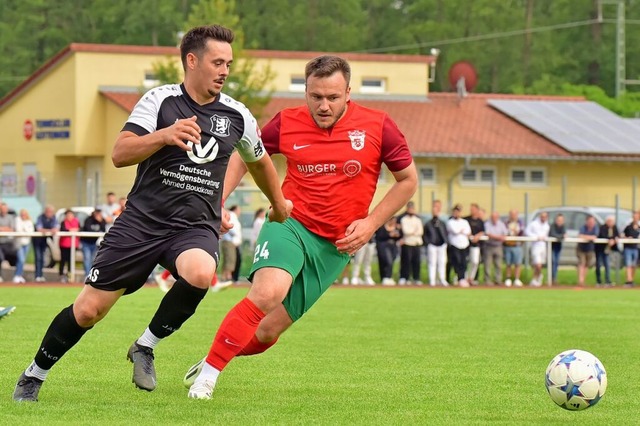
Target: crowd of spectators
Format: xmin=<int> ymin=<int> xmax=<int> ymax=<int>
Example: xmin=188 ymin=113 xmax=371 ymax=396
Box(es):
xmin=0 ymin=193 xmax=123 ymax=283
xmin=2 ymin=195 xmax=640 ymax=288
xmin=338 ymin=200 xmax=640 ymax=288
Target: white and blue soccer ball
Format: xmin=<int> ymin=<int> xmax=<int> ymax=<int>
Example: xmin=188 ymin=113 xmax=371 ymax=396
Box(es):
xmin=545 ymin=349 xmax=607 ymax=411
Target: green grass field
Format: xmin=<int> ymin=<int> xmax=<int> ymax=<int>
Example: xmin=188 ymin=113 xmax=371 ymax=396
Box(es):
xmin=1 ymin=285 xmax=639 ymax=425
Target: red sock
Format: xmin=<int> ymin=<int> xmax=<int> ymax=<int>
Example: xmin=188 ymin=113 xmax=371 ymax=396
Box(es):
xmin=206 ymin=298 xmax=265 ymax=371
xmin=238 ymin=335 xmax=279 ymax=356
xmin=210 ymin=273 xmax=218 ymax=286
xmin=161 ymin=269 xmax=171 ymax=280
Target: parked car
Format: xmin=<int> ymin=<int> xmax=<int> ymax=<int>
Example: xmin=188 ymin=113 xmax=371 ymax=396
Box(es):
xmin=529 ymin=206 xmax=634 ymax=266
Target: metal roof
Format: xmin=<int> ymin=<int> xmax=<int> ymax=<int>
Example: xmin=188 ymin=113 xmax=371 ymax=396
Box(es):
xmin=488 ymin=99 xmax=640 ymax=154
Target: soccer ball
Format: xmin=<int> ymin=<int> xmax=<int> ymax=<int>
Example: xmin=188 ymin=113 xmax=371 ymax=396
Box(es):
xmin=545 ymin=349 xmax=607 ymax=411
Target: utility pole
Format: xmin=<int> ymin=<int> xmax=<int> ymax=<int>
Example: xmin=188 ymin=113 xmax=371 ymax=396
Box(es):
xmin=599 ymin=0 xmax=626 ymax=98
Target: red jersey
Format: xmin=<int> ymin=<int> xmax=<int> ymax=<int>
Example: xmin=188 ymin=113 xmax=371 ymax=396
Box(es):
xmin=261 ymin=101 xmax=413 ymax=242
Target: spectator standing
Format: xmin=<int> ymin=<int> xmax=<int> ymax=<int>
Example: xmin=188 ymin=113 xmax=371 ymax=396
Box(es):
xmin=525 ymin=212 xmax=550 ymax=286
xmin=375 ymin=216 xmax=401 ymax=285
xmin=423 ymin=199 xmax=448 ymax=287
xmin=13 ymin=209 xmax=35 ymax=283
xmin=504 ymin=209 xmax=524 ymax=287
xmin=80 ymin=208 xmax=106 ymax=278
xmin=464 ymin=203 xmax=485 ymax=285
xmin=351 ymin=236 xmax=376 ymax=285
xmin=398 ymin=201 xmax=423 ymax=285
xmin=33 ymin=205 xmax=58 ymax=282
xmin=99 ymin=192 xmax=121 ymax=230
xmin=250 ymin=208 xmax=266 ymax=251
xmin=0 ymin=202 xmax=16 ymax=282
xmin=220 ymin=206 xmax=241 ymax=283
xmin=446 ymin=204 xmax=471 ymax=287
xmin=577 ymin=215 xmax=599 ymax=287
xmin=228 ymin=205 xmax=243 ymax=283
xmin=483 ymin=211 xmax=508 ymax=285
xmin=548 ymin=214 xmax=566 ymax=284
xmin=58 ymin=209 xmax=80 ymax=283
xmin=595 ymin=215 xmax=618 ymax=287
xmin=622 ymin=210 xmax=640 ymax=287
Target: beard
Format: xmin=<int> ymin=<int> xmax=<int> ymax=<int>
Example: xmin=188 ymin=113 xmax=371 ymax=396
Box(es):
xmin=311 ymin=104 xmax=347 ymax=129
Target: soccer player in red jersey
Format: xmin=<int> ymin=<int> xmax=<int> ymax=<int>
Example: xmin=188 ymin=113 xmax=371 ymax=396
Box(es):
xmin=186 ymin=55 xmax=417 ymax=399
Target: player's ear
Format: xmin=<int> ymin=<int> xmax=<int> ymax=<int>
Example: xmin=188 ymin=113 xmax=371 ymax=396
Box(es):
xmin=346 ymin=86 xmax=351 ymax=102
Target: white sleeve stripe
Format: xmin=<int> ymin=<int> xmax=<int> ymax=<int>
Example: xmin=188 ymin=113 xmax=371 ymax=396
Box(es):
xmin=127 ymin=84 xmax=182 ymax=134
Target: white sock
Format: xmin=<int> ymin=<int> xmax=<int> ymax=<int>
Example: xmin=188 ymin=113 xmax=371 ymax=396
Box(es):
xmin=25 ymin=361 xmax=49 ymax=381
xmin=195 ymin=361 xmax=221 ymax=384
xmin=136 ymin=328 xmax=161 ymax=349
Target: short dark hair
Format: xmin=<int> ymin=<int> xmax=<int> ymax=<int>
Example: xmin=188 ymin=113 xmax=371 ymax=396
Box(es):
xmin=180 ymin=25 xmax=235 ymax=70
xmin=305 ymin=55 xmax=351 ymax=86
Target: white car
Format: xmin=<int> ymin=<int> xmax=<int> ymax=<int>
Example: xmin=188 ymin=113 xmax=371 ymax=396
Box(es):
xmin=529 ymin=206 xmax=633 ymax=266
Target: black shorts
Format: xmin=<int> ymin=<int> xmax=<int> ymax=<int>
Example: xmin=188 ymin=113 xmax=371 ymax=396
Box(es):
xmin=85 ymin=224 xmax=219 ymax=295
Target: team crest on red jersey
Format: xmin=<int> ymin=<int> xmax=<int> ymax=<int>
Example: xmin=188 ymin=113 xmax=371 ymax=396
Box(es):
xmin=348 ymin=130 xmax=366 ymax=151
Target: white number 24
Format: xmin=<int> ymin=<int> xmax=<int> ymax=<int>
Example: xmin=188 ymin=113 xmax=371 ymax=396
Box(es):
xmin=253 ymin=241 xmax=270 ymax=263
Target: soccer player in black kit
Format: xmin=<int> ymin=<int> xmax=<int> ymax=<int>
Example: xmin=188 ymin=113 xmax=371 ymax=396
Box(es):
xmin=13 ymin=25 xmax=292 ymax=402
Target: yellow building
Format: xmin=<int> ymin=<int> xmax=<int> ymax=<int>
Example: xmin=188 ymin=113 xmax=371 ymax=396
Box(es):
xmin=0 ymin=44 xmax=433 ymax=212
xmin=1 ymin=42 xmax=639 ymax=220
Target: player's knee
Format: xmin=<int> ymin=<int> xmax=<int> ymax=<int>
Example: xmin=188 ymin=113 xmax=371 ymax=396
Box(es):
xmin=72 ymin=302 xmax=106 ymax=327
xmin=181 ymin=267 xmax=214 ymax=289
xmin=256 ymin=325 xmax=282 ymax=343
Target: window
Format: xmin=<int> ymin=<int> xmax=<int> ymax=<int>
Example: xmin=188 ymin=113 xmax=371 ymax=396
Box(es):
xmin=419 ymin=166 xmax=436 ymax=184
xmin=460 ymin=167 xmax=495 ymax=186
xmin=360 ymin=78 xmax=386 ymax=94
xmin=509 ymin=167 xmax=547 ymax=187
xmin=142 ymin=71 xmax=160 ymax=89
xmin=289 ymin=76 xmax=305 ymax=92
xmin=1 ymin=163 xmax=17 ymax=195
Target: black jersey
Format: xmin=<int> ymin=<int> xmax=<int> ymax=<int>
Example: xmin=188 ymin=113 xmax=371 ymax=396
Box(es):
xmin=118 ymin=83 xmax=265 ymax=237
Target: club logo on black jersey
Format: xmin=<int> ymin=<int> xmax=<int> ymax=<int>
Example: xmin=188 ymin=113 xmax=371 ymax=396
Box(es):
xmin=211 ymin=115 xmax=231 ymax=137
xmin=187 ymin=137 xmax=220 ymax=164
xmin=348 ymin=130 xmax=366 ymax=151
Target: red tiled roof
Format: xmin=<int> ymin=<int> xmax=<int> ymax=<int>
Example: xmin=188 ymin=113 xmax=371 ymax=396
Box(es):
xmin=101 ymin=91 xmax=140 ymax=112
xmin=100 ymin=90 xmax=577 ymax=158
xmin=264 ymin=93 xmax=576 ymax=158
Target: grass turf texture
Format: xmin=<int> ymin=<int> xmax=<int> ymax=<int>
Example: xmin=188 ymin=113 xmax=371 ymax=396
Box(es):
xmin=1 ymin=285 xmax=638 ymax=425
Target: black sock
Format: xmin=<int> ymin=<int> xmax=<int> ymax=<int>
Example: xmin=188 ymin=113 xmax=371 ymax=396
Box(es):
xmin=34 ymin=305 xmax=92 ymax=370
xmin=148 ymin=278 xmax=208 ymax=339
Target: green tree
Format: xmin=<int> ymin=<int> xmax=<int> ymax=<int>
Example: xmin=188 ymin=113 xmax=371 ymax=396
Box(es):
xmin=184 ymin=0 xmax=275 ymax=118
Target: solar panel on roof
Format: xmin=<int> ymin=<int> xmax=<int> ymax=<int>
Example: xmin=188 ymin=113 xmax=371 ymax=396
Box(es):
xmin=488 ymin=100 xmax=640 ymax=154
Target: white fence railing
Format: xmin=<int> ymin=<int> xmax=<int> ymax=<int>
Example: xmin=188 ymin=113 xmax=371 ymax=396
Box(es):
xmin=0 ymin=231 xmax=639 ymax=285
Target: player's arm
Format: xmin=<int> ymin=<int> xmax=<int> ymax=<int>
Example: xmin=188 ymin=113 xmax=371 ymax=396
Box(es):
xmin=112 ymin=116 xmax=201 ymax=167
xmin=235 ymin=112 xmax=290 ymax=222
xmin=222 ymin=151 xmax=248 ymax=201
xmin=337 ymin=162 xmax=417 ymax=254
xmin=368 ymin=163 xmax=418 ymax=232
xmin=336 ymin=115 xmax=417 ymax=254
xmin=245 ymin=155 xmax=291 ymax=223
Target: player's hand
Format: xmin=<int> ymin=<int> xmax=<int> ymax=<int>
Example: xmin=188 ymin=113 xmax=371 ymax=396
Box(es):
xmin=163 ymin=116 xmax=201 ymax=151
xmin=336 ymin=218 xmax=377 ymax=256
xmin=268 ymin=199 xmax=293 ymax=223
xmin=219 ymin=208 xmax=233 ymax=235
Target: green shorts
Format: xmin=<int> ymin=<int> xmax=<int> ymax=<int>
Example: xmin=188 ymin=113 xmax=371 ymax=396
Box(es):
xmin=249 ymin=217 xmax=350 ymax=321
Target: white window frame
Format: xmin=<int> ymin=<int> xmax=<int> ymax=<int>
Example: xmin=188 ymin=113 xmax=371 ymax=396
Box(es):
xmin=419 ymin=165 xmax=437 ymax=185
xmin=289 ymin=76 xmax=306 ymax=92
xmin=360 ymin=78 xmax=386 ymax=94
xmin=509 ymin=166 xmax=547 ymax=187
xmin=459 ymin=166 xmax=496 ymax=187
xmin=142 ymin=71 xmax=160 ymax=89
